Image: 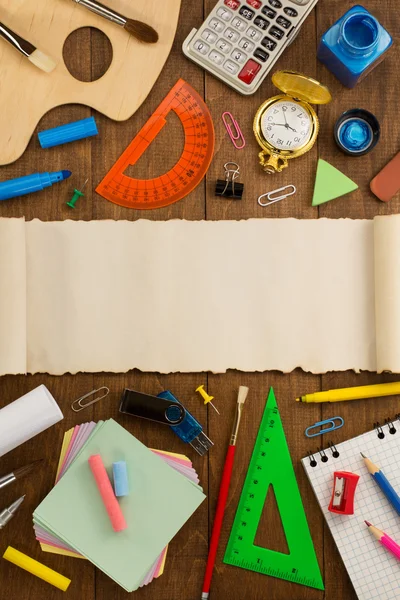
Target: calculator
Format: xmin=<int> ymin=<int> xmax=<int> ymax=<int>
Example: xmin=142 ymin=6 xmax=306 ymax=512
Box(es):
xmin=182 ymin=0 xmax=319 ymax=95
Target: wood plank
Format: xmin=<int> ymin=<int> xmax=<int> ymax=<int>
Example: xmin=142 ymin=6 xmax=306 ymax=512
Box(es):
xmin=316 ymin=2 xmax=400 ymax=600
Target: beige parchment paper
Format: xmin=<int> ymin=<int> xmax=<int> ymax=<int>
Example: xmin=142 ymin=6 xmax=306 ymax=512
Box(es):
xmin=20 ymin=217 xmax=378 ymax=375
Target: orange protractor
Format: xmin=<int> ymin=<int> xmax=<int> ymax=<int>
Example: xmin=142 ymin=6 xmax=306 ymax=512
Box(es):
xmin=96 ymin=79 xmax=215 ymax=210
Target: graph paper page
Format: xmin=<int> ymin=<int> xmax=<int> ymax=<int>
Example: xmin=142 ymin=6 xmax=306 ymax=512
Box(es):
xmin=302 ymin=424 xmax=400 ymax=600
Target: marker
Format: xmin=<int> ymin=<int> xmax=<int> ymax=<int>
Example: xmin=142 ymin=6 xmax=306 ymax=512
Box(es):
xmin=296 ymin=381 xmax=400 ymax=403
xmin=0 ymin=170 xmax=72 ymax=201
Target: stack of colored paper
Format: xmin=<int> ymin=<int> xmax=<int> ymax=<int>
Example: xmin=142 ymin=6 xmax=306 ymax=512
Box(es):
xmin=33 ymin=419 xmax=205 ymax=592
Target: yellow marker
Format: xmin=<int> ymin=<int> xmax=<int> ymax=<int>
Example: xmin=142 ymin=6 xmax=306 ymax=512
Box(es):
xmin=296 ymin=381 xmax=400 ymax=404
xmin=196 ymin=385 xmax=220 ymax=415
xmin=3 ymin=546 xmax=71 ymax=591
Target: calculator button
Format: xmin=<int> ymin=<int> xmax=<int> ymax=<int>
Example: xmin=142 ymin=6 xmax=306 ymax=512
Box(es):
xmin=209 ymin=49 xmax=225 ymax=65
xmin=261 ymin=36 xmax=277 ymax=51
xmin=254 ymin=47 xmax=269 ymax=62
xmin=225 ymin=0 xmax=240 ymax=9
xmin=209 ymin=18 xmax=225 ymax=32
xmin=284 ymin=6 xmax=298 ymax=16
xmin=202 ymin=29 xmax=218 ymax=43
xmin=269 ymin=0 xmax=282 ymax=7
xmin=193 ymin=40 xmax=210 ymax=55
xmin=238 ymin=59 xmax=261 ymax=84
xmin=276 ymin=15 xmax=292 ymax=28
xmin=232 ymin=17 xmax=247 ymax=31
xmin=269 ymin=25 xmax=284 ymax=39
xmin=254 ymin=16 xmax=269 ymax=30
xmin=224 ymin=27 xmax=241 ymax=42
xmin=238 ymin=37 xmax=255 ymax=51
xmin=217 ymin=7 xmax=233 ymax=21
xmin=224 ymin=59 xmax=240 ymax=74
xmin=239 ymin=6 xmax=255 ymax=20
xmin=247 ymin=0 xmax=262 ymax=7
xmin=231 ymin=48 xmax=247 ymax=63
xmin=246 ymin=26 xmax=262 ymax=41
xmin=216 ymin=38 xmax=233 ymax=53
xmin=261 ymin=6 xmax=277 ymax=18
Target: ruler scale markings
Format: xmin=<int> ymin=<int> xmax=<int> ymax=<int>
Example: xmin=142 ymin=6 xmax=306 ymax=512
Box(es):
xmin=223 ymin=388 xmax=324 ymax=591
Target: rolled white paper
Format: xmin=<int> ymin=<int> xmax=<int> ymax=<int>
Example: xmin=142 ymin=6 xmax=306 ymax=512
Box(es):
xmin=0 ymin=385 xmax=63 ymax=457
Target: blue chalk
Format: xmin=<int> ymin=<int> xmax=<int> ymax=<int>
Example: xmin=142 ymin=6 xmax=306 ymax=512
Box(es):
xmin=113 ymin=461 xmax=129 ymax=497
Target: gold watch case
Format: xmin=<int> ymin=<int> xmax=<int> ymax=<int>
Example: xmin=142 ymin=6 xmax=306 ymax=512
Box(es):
xmin=254 ymin=71 xmax=332 ymax=174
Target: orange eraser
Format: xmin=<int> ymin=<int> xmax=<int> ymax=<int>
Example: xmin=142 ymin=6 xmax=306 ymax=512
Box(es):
xmin=370 ymin=151 xmax=400 ymax=202
xmin=88 ymin=454 xmax=127 ymax=532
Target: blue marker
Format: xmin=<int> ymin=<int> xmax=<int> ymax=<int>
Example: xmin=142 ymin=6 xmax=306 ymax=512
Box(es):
xmin=0 ymin=170 xmax=72 ymax=201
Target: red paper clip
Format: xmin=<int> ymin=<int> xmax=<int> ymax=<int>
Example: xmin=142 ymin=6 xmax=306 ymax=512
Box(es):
xmin=328 ymin=471 xmax=360 ymax=515
xmin=222 ymin=112 xmax=246 ymax=150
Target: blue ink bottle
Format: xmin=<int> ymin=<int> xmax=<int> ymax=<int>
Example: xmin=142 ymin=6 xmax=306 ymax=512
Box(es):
xmin=317 ymin=5 xmax=393 ymax=88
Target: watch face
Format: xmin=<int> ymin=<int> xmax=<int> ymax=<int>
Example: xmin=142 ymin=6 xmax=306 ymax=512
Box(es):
xmin=261 ymin=100 xmax=312 ymax=151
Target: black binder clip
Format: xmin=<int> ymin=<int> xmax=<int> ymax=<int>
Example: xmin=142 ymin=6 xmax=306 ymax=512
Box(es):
xmin=215 ymin=162 xmax=244 ymax=200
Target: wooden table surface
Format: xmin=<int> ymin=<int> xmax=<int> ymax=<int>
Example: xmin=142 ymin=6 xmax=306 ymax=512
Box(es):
xmin=0 ymin=1 xmax=399 ymax=599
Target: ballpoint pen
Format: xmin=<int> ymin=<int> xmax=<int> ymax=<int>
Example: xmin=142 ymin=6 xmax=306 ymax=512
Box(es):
xmin=0 ymin=496 xmax=25 ymax=529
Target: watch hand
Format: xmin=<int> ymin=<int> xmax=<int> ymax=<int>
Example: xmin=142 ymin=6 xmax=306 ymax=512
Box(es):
xmin=282 ymin=109 xmax=288 ymax=126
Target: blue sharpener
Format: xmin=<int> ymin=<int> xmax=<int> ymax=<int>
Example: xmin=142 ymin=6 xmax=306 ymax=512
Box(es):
xmin=38 ymin=117 xmax=98 ymax=149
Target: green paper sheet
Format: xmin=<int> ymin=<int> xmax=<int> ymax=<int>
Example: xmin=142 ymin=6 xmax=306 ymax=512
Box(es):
xmin=312 ymin=159 xmax=358 ymax=206
xmin=34 ymin=419 xmax=205 ymax=592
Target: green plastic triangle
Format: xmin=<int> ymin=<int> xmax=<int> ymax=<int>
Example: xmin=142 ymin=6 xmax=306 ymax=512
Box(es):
xmin=224 ymin=388 xmax=324 ymax=591
xmin=312 ymin=158 xmax=358 ymax=206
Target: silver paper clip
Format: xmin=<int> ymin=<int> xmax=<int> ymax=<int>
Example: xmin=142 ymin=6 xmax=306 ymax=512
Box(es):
xmin=71 ymin=387 xmax=110 ymax=412
xmin=258 ymin=184 xmax=296 ymax=207
xmin=222 ymin=112 xmax=246 ymax=150
xmin=305 ymin=416 xmax=344 ymax=438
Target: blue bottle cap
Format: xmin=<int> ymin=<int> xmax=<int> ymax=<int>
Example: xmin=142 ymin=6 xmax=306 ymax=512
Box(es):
xmin=334 ymin=109 xmax=380 ymax=156
xmin=38 ymin=117 xmax=98 ymax=149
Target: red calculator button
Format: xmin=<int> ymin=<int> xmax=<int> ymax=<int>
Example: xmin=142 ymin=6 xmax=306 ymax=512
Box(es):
xmin=247 ymin=0 xmax=262 ymax=8
xmin=225 ymin=0 xmax=240 ymax=9
xmin=238 ymin=59 xmax=261 ymax=84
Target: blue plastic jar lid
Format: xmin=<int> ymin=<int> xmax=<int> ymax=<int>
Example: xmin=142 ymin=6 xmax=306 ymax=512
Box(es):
xmin=38 ymin=116 xmax=98 ymax=149
xmin=334 ymin=109 xmax=380 ymax=156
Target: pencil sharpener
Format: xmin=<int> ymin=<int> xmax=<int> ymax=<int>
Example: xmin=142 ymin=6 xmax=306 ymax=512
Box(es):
xmin=119 ymin=389 xmax=213 ymax=456
xmin=328 ymin=471 xmax=360 ymax=515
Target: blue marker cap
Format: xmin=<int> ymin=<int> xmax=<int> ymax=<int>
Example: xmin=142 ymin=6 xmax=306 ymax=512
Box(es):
xmin=38 ymin=117 xmax=98 ymax=149
xmin=113 ymin=461 xmax=129 ymax=497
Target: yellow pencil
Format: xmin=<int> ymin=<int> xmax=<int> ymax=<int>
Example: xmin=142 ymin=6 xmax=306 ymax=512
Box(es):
xmin=296 ymin=381 xmax=400 ymax=403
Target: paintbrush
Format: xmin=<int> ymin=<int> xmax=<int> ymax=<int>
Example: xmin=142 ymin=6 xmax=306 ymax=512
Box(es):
xmin=72 ymin=0 xmax=158 ymax=44
xmin=201 ymin=386 xmax=249 ymax=600
xmin=0 ymin=23 xmax=57 ymax=73
xmin=0 ymin=459 xmax=43 ymax=491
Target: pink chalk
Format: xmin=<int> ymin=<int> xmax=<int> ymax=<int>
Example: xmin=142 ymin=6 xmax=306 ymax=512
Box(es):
xmin=88 ymin=454 xmax=127 ymax=532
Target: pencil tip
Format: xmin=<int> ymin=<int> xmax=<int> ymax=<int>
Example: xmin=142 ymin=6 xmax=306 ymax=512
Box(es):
xmin=365 ymin=520 xmax=371 ymax=527
xmin=360 ymin=452 xmax=366 ymax=458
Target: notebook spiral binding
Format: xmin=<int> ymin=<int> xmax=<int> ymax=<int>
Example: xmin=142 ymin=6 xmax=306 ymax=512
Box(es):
xmin=307 ymin=414 xmax=400 ymax=467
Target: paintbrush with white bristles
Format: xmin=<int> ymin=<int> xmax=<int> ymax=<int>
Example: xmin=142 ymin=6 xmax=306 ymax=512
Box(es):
xmin=0 ymin=22 xmax=57 ymax=72
xmin=201 ymin=386 xmax=249 ymax=600
xmin=72 ymin=0 xmax=159 ymax=44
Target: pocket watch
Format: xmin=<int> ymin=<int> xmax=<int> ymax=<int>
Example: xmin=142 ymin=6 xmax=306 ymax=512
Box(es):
xmin=253 ymin=71 xmax=332 ymax=174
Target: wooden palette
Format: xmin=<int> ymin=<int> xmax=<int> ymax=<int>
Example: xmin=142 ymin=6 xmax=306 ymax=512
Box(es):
xmin=0 ymin=0 xmax=182 ymax=165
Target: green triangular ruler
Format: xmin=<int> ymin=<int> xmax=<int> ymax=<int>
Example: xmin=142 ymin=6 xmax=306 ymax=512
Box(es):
xmin=223 ymin=388 xmax=324 ymax=590
xmin=312 ymin=158 xmax=358 ymax=206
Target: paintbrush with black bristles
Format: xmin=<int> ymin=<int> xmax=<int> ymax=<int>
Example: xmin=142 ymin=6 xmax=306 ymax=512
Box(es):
xmin=0 ymin=459 xmax=43 ymax=491
xmin=72 ymin=0 xmax=159 ymax=44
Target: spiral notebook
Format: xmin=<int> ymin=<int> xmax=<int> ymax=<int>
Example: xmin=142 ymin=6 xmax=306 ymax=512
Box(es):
xmin=301 ymin=419 xmax=400 ymax=600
